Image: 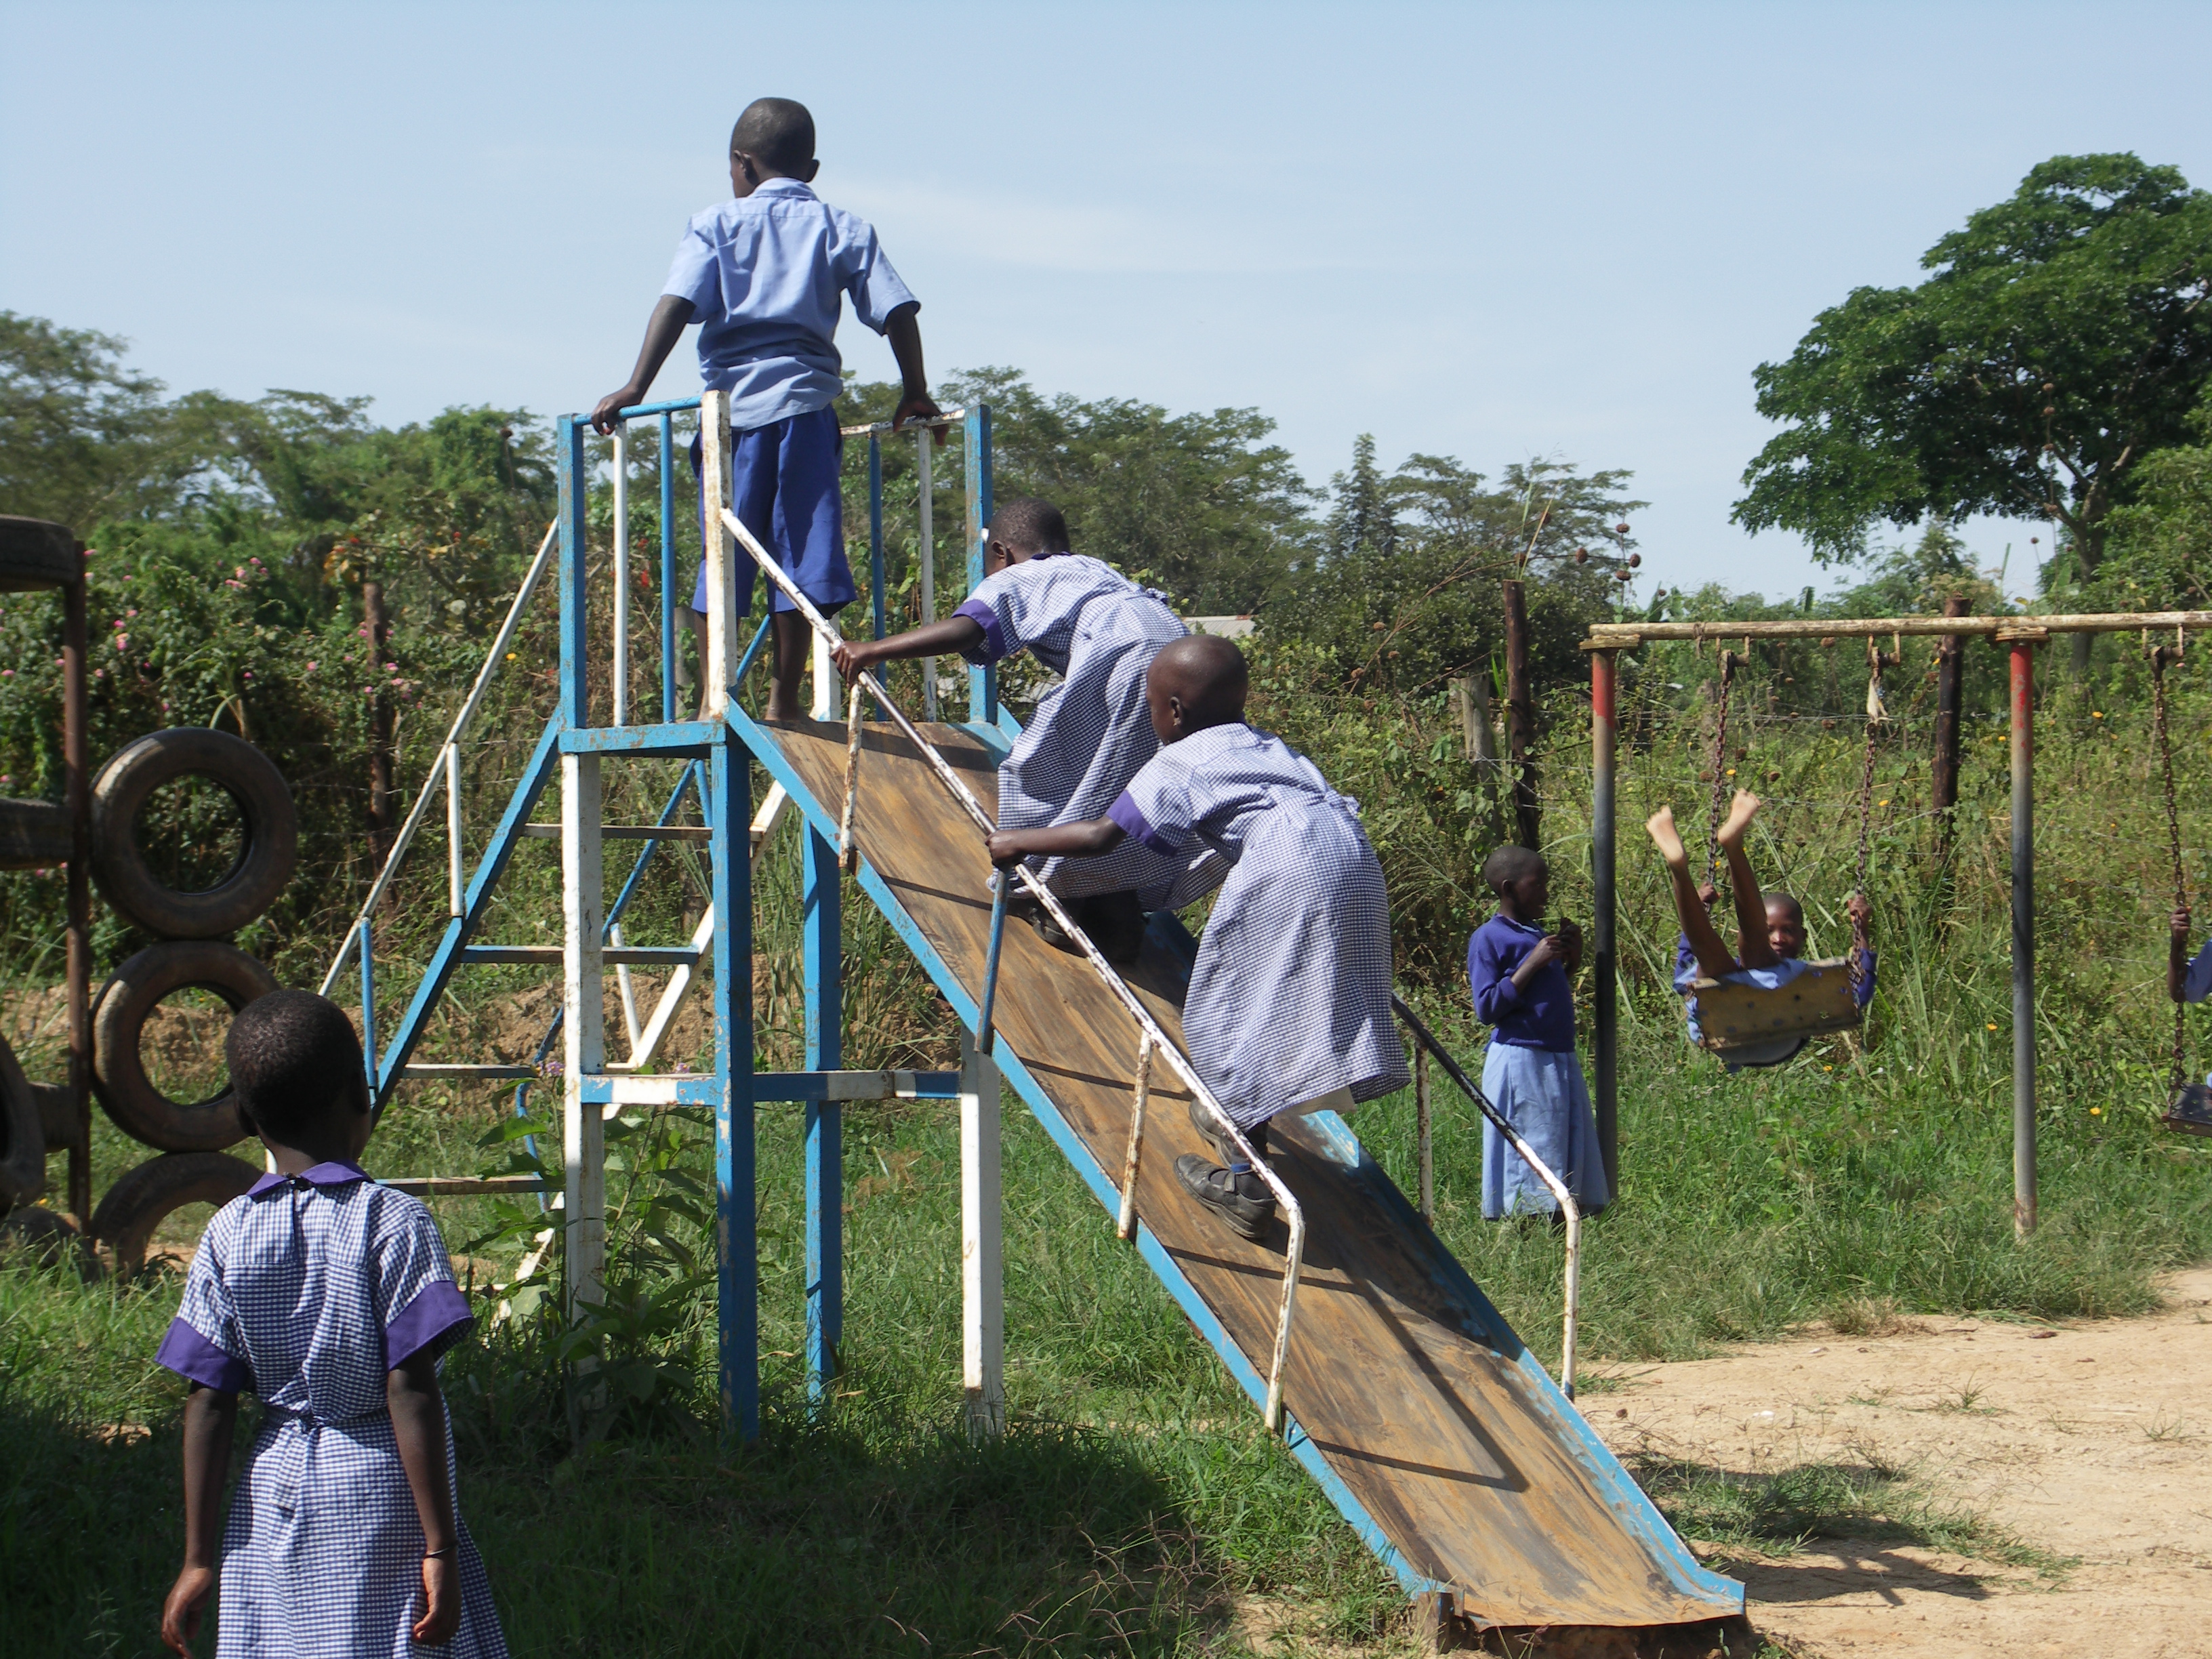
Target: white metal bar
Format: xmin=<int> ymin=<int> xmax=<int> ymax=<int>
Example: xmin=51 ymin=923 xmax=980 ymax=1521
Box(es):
xmin=1392 ymin=996 xmax=1579 ymax=1400
xmin=319 ymin=519 xmax=560 ymax=994
xmin=918 ymin=429 xmax=937 ymax=722
xmin=837 ymin=407 xmax=967 ymax=438
xmin=445 ymin=743 xmax=464 ymax=920
xmin=719 ymin=502 xmax=1307 ymax=1435
xmin=1118 ymin=1033 xmax=1151 ymax=1241
xmin=750 ymin=781 xmax=789 ymax=863
xmin=612 ymin=427 xmax=629 ymax=726
xmin=608 ymin=907 xmax=714 ymax=1073
xmin=839 ymin=682 xmax=863 ymax=875
xmin=701 ymin=390 xmax=734 ymax=719
xmin=562 ymin=753 xmax=607 ymax=1317
xmin=961 ymin=1030 xmax=1005 ymax=1440
xmin=811 ymin=630 xmax=834 ymax=719
xmin=609 ymin=921 xmax=642 ymax=1051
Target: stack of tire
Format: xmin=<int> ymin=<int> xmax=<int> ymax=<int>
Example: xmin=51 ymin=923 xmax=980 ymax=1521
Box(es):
xmin=82 ymin=730 xmax=298 ymax=1273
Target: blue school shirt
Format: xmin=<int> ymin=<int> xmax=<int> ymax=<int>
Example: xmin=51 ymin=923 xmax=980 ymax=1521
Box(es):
xmin=2183 ymin=937 xmax=2212 ymax=1002
xmin=661 ymin=178 xmax=918 ymax=430
xmin=1469 ymin=914 xmax=1576 ymax=1052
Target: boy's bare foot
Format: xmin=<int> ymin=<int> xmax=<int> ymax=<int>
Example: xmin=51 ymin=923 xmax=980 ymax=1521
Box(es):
xmin=1716 ymin=789 xmax=1761 ymax=849
xmin=1645 ymin=805 xmax=1687 ymax=868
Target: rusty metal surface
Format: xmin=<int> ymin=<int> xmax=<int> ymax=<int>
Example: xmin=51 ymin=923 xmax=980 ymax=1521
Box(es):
xmin=771 ymin=715 xmax=1743 ymax=1628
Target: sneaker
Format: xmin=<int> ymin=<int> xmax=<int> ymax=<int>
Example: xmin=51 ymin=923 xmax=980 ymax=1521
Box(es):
xmin=1174 ymin=1153 xmax=1275 ymax=1242
xmin=1079 ymin=890 xmax=1149 ymax=965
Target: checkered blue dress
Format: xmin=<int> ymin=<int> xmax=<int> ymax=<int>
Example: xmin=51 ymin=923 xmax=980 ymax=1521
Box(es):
xmin=956 ymin=554 xmax=1192 ymax=901
xmin=155 ymin=1162 xmax=506 ymax=1658
xmin=1109 ymin=724 xmax=1408 ymax=1129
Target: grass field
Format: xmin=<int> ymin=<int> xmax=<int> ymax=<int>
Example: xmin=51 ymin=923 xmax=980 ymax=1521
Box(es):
xmin=5 ymin=663 xmax=2212 ymax=1654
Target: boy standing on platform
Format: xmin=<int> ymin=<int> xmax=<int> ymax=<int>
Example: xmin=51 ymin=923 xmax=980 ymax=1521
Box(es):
xmin=832 ymin=496 xmax=1187 ymax=962
xmin=1467 ymin=846 xmax=1608 ymax=1221
xmin=985 ymin=636 xmax=1408 ymax=1241
xmin=592 ymin=96 xmax=940 ymax=721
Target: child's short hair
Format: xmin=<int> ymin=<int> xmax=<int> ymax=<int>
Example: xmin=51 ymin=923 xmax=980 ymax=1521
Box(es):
xmin=989 ymin=497 xmax=1071 ymax=554
xmin=1764 ymin=892 xmax=1805 ymax=922
xmin=731 ymin=98 xmax=815 ymax=174
xmin=226 ymin=990 xmax=365 ymax=1142
xmin=1482 ymin=844 xmax=1546 ymax=895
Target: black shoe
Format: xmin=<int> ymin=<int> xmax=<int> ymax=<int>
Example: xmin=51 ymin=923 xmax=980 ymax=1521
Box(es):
xmin=1174 ymin=1153 xmax=1275 ymax=1243
xmin=1078 ymin=891 xmax=1149 ymax=965
xmin=1188 ymin=1096 xmax=1232 ymax=1162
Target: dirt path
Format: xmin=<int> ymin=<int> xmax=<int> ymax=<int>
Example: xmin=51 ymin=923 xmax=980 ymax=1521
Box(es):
xmin=1586 ymin=1268 xmax=2212 ymax=1658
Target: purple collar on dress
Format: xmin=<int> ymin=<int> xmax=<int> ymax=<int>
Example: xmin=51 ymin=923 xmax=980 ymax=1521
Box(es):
xmin=247 ymin=1160 xmax=372 ymax=1199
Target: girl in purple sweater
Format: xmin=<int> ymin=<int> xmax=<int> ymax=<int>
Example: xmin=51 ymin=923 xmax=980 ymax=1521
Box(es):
xmin=1467 ymin=846 xmax=1609 ymax=1220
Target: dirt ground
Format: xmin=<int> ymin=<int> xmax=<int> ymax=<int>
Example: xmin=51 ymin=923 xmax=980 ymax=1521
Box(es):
xmin=1586 ymin=1267 xmax=2212 ymax=1659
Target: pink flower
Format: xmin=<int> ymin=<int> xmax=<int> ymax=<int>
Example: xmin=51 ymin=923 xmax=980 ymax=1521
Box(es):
xmin=234 ymin=567 xmax=245 ymax=579
xmin=126 ymin=609 xmax=137 ymax=618
xmin=306 ymin=661 xmax=318 ymax=672
xmin=241 ymin=670 xmax=253 ymax=680
xmin=113 ymin=636 xmax=127 ymax=651
xmin=385 ymin=662 xmax=398 ymax=672
xmin=112 ymin=619 xmax=125 ymax=630
xmin=1 ymin=672 xmax=11 ymax=678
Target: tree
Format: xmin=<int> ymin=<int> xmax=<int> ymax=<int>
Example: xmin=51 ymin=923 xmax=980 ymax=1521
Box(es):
xmin=932 ymin=368 xmax=1319 ymax=613
xmin=0 ymin=312 xmax=198 ymax=531
xmin=1734 ymin=153 xmax=2212 ymax=668
xmin=1326 ymin=434 xmax=1395 ymax=562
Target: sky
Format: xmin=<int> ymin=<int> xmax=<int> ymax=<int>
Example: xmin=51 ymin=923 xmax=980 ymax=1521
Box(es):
xmin=5 ymin=1 xmax=2209 ymax=604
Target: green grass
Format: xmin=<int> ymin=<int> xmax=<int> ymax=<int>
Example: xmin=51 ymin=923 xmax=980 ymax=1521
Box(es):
xmin=8 ymin=669 xmax=2212 ymax=1652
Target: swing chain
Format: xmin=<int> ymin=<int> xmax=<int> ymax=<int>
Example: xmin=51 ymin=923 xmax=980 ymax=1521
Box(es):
xmin=1705 ymin=649 xmax=1742 ymax=892
xmin=1849 ymin=641 xmax=1893 ymax=989
xmin=2151 ymin=640 xmax=2188 ymax=1092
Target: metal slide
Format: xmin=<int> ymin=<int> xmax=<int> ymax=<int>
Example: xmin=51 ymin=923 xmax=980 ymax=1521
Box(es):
xmin=739 ymin=708 xmax=1743 ymax=1633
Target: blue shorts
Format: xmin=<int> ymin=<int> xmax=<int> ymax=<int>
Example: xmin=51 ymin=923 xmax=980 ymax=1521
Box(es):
xmin=689 ymin=403 xmax=853 ymax=617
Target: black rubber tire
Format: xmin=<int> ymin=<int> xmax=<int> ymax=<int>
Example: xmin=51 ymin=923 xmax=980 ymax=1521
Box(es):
xmin=0 ymin=797 xmax=72 ymax=869
xmin=0 ymin=1033 xmax=47 ymax=1206
xmin=92 ymin=941 xmax=277 ymax=1152
xmin=30 ymin=1080 xmax=75 ymax=1151
xmin=89 ymin=1151 xmax=260 ymax=1277
xmin=92 ymin=729 xmax=297 ymax=938
xmin=0 ymin=515 xmax=82 ymax=592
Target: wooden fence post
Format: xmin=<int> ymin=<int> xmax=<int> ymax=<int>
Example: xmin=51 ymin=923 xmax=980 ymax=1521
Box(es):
xmin=1933 ymin=593 xmax=1967 ymax=861
xmin=1502 ymin=579 xmax=1540 ymax=849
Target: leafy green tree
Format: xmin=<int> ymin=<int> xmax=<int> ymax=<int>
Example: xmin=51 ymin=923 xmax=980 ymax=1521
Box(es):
xmin=1275 ymin=452 xmax=1645 ymax=695
xmin=1734 ymin=153 xmax=2212 ymax=668
xmin=0 ymin=313 xmax=203 ymax=531
xmin=2089 ymin=398 xmax=2212 ymax=612
xmin=1326 ymin=434 xmax=1395 ymax=562
xmin=928 ymin=367 xmax=1319 ymax=613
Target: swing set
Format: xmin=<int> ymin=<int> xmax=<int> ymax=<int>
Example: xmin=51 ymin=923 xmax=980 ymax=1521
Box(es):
xmin=1583 ymin=608 xmax=2212 ymax=1236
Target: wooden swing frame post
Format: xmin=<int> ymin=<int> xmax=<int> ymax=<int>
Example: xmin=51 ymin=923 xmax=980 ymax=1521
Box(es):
xmin=1582 ymin=609 xmax=2212 ymax=1240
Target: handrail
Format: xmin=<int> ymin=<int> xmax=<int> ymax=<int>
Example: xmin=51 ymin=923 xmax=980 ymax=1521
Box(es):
xmin=604 ymin=391 xmax=970 ymax=441
xmin=1390 ymin=993 xmax=1582 ymax=1401
xmin=320 ymin=520 xmax=561 ymax=995
xmin=718 ymin=501 xmax=1310 ymax=1435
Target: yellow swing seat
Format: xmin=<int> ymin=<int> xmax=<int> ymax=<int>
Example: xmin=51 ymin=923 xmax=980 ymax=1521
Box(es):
xmin=1689 ymin=958 xmax=1864 ymax=1057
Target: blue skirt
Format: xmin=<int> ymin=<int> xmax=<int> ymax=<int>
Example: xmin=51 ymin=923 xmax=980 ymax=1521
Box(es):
xmin=689 ymin=405 xmax=853 ymax=617
xmin=1479 ymin=1044 xmax=1610 ymax=1218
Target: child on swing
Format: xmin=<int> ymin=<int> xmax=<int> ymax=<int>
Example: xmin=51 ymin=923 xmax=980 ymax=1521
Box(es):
xmin=157 ymin=991 xmax=504 ymax=1658
xmin=1649 ymin=792 xmax=1875 ymax=1071
xmin=1467 ymin=845 xmax=1609 ymax=1220
xmin=831 ymin=495 xmax=1187 ymax=963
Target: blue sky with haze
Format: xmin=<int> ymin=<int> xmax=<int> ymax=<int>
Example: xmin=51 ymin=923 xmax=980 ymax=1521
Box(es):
xmin=5 ymin=2 xmax=2207 ymax=603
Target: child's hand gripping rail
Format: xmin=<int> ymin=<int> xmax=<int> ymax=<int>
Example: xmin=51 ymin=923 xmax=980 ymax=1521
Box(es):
xmin=718 ymin=504 xmax=1309 ymax=1435
xmin=1389 ymin=993 xmax=1582 ymax=1401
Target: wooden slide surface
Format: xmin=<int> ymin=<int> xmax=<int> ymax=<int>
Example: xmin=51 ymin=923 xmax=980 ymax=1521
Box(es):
xmin=765 ymin=715 xmax=1742 ymax=1631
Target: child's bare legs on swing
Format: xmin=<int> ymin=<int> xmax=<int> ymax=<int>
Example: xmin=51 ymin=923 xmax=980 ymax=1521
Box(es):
xmin=1647 ymin=805 xmax=1739 ymax=979
xmin=1715 ymin=791 xmax=1782 ymax=970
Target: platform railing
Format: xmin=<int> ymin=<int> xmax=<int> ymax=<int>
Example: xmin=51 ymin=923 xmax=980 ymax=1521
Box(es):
xmin=702 ymin=396 xmax=1308 ymax=1433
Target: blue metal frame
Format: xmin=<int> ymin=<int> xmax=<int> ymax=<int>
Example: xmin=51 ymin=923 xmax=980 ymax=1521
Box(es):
xmin=964 ymin=405 xmax=995 ymax=724
xmin=803 ymin=825 xmax=842 ymax=1400
xmin=660 ymin=411 xmax=678 ymax=722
